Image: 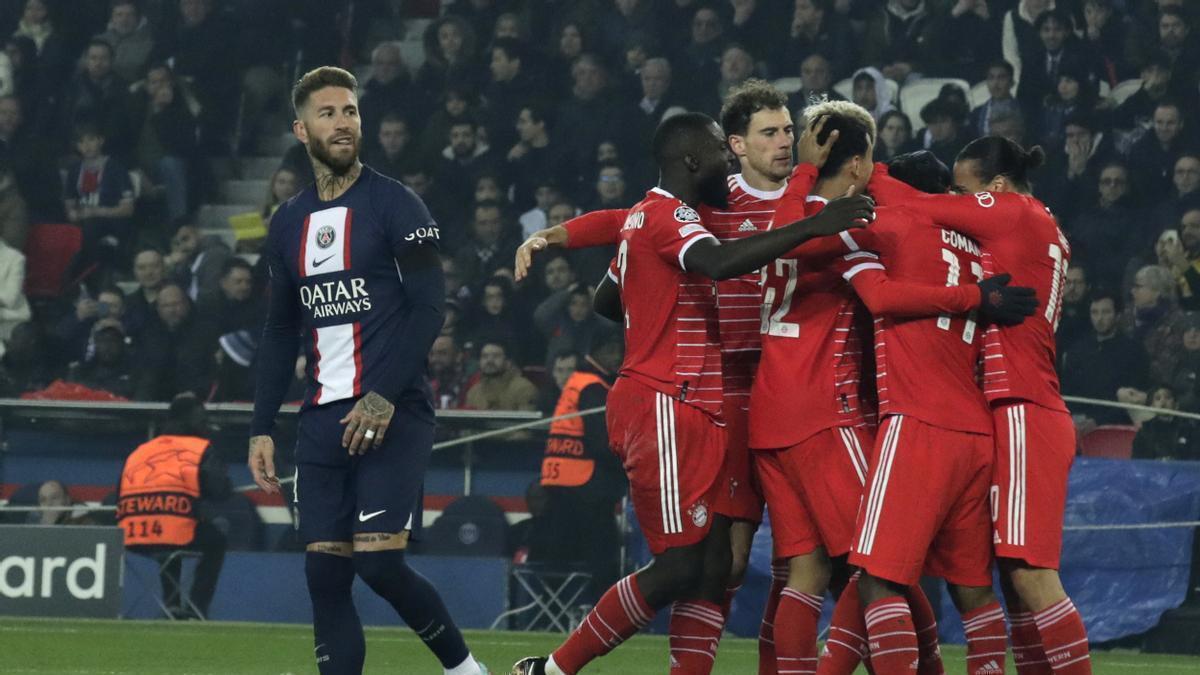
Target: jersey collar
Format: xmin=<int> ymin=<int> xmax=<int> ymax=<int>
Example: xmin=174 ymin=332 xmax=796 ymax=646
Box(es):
xmin=734 ymin=174 xmax=786 ymax=200
xmin=805 ymin=195 xmax=829 ymax=205
xmin=650 ymin=187 xmax=675 ymax=199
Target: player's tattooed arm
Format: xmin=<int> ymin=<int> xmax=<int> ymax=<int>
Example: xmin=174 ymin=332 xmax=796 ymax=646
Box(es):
xmin=341 ymin=391 xmax=396 ymax=456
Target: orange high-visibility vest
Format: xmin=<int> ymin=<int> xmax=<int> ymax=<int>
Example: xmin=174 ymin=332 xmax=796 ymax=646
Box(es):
xmin=541 ymin=372 xmax=608 ymax=487
xmin=117 ymin=435 xmax=208 ymax=546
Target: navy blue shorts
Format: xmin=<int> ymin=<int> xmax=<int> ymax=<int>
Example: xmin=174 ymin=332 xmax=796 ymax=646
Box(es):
xmin=292 ymin=398 xmax=434 ymax=543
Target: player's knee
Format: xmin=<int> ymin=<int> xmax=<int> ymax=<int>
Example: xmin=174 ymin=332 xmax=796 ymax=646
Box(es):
xmin=1006 ymin=565 xmax=1066 ymax=610
xmin=857 ymin=573 xmax=904 ymax=606
xmin=352 ymin=548 xmax=412 ymax=590
xmin=948 ymin=584 xmax=997 ymax=614
xmin=787 ymin=552 xmax=832 ymax=595
xmin=305 ymin=551 xmax=356 ymax=595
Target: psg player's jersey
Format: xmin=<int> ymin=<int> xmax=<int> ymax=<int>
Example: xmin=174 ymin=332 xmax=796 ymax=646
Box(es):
xmin=262 ymin=165 xmax=440 ymax=409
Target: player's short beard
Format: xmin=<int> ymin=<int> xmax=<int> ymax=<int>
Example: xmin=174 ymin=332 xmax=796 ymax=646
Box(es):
xmin=700 ymin=171 xmax=730 ymax=209
xmin=309 ymin=133 xmax=360 ymax=175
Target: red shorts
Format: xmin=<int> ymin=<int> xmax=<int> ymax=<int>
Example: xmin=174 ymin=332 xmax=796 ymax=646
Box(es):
xmin=991 ymin=402 xmax=1075 ymax=570
xmin=755 ymin=425 xmax=872 ymax=560
xmin=713 ymin=403 xmax=764 ymax=523
xmin=849 ymin=415 xmax=994 ymax=587
xmin=607 ymin=377 xmax=726 ymax=555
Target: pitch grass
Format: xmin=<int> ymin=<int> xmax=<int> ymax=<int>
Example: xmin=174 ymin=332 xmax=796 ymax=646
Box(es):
xmin=2 ymin=618 xmax=1199 ymax=674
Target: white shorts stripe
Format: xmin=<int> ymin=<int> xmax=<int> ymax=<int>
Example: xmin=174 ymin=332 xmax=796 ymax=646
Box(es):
xmin=839 ymin=428 xmax=868 ymax=486
xmin=1008 ymin=405 xmax=1027 ymax=546
xmin=657 ymin=393 xmax=683 ymax=534
xmin=859 ymin=416 xmax=903 ymax=555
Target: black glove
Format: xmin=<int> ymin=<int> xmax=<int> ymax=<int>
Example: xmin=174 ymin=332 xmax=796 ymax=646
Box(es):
xmin=976 ymin=273 xmax=1039 ymax=326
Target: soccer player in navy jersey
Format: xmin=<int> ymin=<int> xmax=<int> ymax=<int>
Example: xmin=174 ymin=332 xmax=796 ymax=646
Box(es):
xmin=248 ymin=66 xmax=486 ymax=675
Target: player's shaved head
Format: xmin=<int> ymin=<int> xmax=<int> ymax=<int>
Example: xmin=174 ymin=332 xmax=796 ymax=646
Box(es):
xmin=652 ymin=111 xmax=732 ymax=207
xmin=652 ymin=111 xmax=721 ymax=165
xmin=803 ymin=100 xmax=875 ymax=179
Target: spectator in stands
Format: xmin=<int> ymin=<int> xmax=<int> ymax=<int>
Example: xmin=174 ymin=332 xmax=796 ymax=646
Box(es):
xmin=1057 ymin=264 xmax=1092 ymax=353
xmin=1036 ymin=62 xmax=1098 ymax=153
xmin=0 ymin=93 xmax=59 ymax=224
xmin=467 ymin=276 xmax=521 ymax=354
xmin=862 ymin=0 xmax=936 ymax=84
xmin=363 ymin=114 xmax=409 ymax=182
xmin=95 ymin=0 xmax=154 ymax=83
xmin=417 ymin=83 xmax=476 ymax=165
xmin=1038 ymin=112 xmax=1117 ymax=222
xmin=1017 ymin=10 xmax=1081 ymax=117
xmin=455 ymin=201 xmax=519 ymax=290
xmin=465 ymin=339 xmax=537 ymax=411
xmin=429 ymin=334 xmax=469 ymax=410
xmin=32 ymin=479 xmax=94 ymax=525
xmin=598 ymin=0 xmax=657 ymax=58
xmin=919 ymin=96 xmax=970 ymax=168
xmin=518 ymin=178 xmax=565 ymax=239
xmin=1081 ymin=0 xmax=1132 ymax=84
xmin=850 ymin=67 xmax=895 ymax=124
xmin=484 ymin=37 xmax=537 ymax=154
xmin=556 ymin=54 xmax=633 ymax=190
xmin=680 ymin=6 xmax=726 ymax=93
xmin=1070 ymin=162 xmax=1143 ymax=291
xmin=630 ymin=58 xmax=678 ymax=148
xmin=1125 ymin=264 xmax=1189 ymax=384
xmin=125 ymin=248 xmax=165 ymax=336
xmin=58 ymin=39 xmax=134 ymax=159
xmin=132 ymin=62 xmax=198 ymax=223
xmin=971 ymin=61 xmax=1020 ymax=137
xmin=538 ymin=349 xmax=577 ymax=414
xmin=118 ymin=393 xmax=230 ymax=619
xmin=1133 ymin=385 xmax=1200 ymax=460
xmin=233 ymin=166 xmax=299 ymax=260
xmin=1151 ymin=8 xmax=1200 ymax=92
xmin=0 ymin=321 xmax=54 ymax=395
xmin=5 ymin=36 xmax=40 ymax=112
xmin=697 ymin=43 xmax=755 ymax=118
xmin=164 ymin=224 xmax=232 ymax=305
xmin=588 ymin=163 xmax=629 ymax=211
xmin=199 ymin=258 xmax=260 ymax=336
xmin=68 ymin=319 xmax=134 ymax=399
xmin=536 ymin=284 xmax=617 ymax=370
xmin=781 ymin=0 xmax=855 ymax=81
xmin=872 ymin=111 xmax=911 ymax=163
xmin=416 ymin=15 xmax=480 ymax=102
xmin=1170 ymin=313 xmax=1200 ymax=410
xmin=435 ymin=116 xmax=496 ymax=223
xmin=1062 ymin=290 xmax=1151 ymax=426
xmin=152 ymin=0 xmax=238 ymax=152
xmin=1166 ymin=208 xmax=1200 ymax=309
xmin=63 ymin=122 xmax=135 ymax=287
xmin=12 ymin=0 xmax=68 ymax=86
xmin=1128 ymin=100 xmax=1194 ymax=203
xmin=0 ymin=155 xmax=27 ymax=250
xmin=546 ymin=21 xmax=587 ymax=96
xmin=987 ymin=109 xmax=1028 ymax=145
xmin=928 ymin=0 xmax=1003 ymax=83
xmin=358 ymin=42 xmax=416 ymax=151
xmin=54 ymin=285 xmax=125 ymax=365
xmin=789 ymin=53 xmax=845 ymax=116
xmin=134 ymin=283 xmax=215 ymax=400
xmin=1112 ymin=57 xmax=1178 ymax=133
xmin=1158 ymin=153 xmax=1200 ymax=227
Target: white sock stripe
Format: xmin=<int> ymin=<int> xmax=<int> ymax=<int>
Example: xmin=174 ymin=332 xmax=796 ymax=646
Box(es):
xmin=966 ymin=635 xmax=1009 ymax=642
xmin=675 ymin=601 xmax=725 ymax=620
xmin=592 ymin=611 xmax=623 ymax=644
xmin=1035 ymin=602 xmax=1076 ymax=629
xmin=830 ymin=627 xmax=867 ymax=641
xmin=1039 ymin=598 xmax=1075 ymax=615
xmin=1044 ymin=637 xmax=1089 ymax=653
xmin=1035 ymin=613 xmax=1072 ymax=630
xmin=870 ymin=646 xmax=919 ymax=658
xmin=825 ymin=638 xmax=866 ymax=656
xmin=964 ymin=611 xmax=1007 ymax=630
xmin=864 ymin=602 xmax=910 ymax=621
xmin=669 ymin=634 xmax=720 ymax=644
xmin=870 ymin=629 xmax=921 ymax=640
xmin=584 ymin=616 xmax=617 ymax=648
xmin=780 ymin=589 xmax=824 ymax=610
xmin=1052 ymin=653 xmax=1092 ymax=669
xmin=916 ymin=624 xmax=938 ymax=634
xmin=776 ymin=656 xmax=819 ymax=661
xmin=669 ymin=647 xmax=716 ymax=660
xmin=865 ymin=609 xmax=913 ymax=628
xmin=672 ymin=610 xmax=726 ymax=631
xmin=619 ymin=577 xmax=652 ymax=625
xmin=966 ymin=651 xmax=1009 ymax=659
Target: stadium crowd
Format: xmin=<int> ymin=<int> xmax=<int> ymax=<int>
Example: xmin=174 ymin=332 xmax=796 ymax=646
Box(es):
xmin=0 ymin=0 xmax=1199 ymax=459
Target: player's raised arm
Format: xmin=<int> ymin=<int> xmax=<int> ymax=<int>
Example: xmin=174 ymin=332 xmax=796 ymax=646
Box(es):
xmin=683 ymin=187 xmax=873 ymax=280
xmin=514 ymin=209 xmax=628 ymax=281
xmin=249 ymin=231 xmax=301 ymax=493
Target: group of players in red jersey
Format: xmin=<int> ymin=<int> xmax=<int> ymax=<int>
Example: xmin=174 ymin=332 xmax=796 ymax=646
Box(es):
xmin=508 ymin=79 xmax=1090 ymax=675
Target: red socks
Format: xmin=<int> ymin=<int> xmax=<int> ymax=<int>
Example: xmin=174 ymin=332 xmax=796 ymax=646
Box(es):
xmin=817 ymin=577 xmax=869 ymax=675
xmin=961 ymin=602 xmax=1007 ymax=675
xmin=775 ymin=588 xmax=823 ymax=674
xmin=1034 ymin=599 xmax=1091 ymax=674
xmin=864 ymin=597 xmax=919 ymax=673
xmin=669 ymin=600 xmax=725 ymax=673
xmin=550 ymin=575 xmax=653 ymax=675
xmin=760 ymin=562 xmax=788 ymax=675
xmin=904 ymin=586 xmax=943 ymax=675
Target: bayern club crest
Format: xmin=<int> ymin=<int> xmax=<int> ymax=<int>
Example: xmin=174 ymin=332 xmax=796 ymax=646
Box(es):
xmin=689 ymin=502 xmax=709 ymax=528
xmin=316 ymin=225 xmax=336 ymax=249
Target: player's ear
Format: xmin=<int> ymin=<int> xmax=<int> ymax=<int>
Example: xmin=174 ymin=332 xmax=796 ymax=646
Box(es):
xmin=727 ymin=134 xmax=746 ymax=158
xmin=683 ymin=153 xmax=700 ymax=173
xmin=293 ymin=118 xmax=308 ymax=144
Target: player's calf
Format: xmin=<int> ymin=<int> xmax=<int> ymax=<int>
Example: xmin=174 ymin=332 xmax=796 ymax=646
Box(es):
xmin=857 ymin=574 xmax=920 ymax=674
xmin=950 ymin=585 xmax=1006 ymax=675
xmin=1000 ymin=562 xmax=1090 ymax=675
xmin=305 ymin=549 xmax=365 ymax=675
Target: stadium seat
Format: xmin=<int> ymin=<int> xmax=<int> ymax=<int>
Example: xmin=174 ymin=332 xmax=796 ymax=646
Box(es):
xmin=901 ymin=78 xmax=972 ymax=133
xmin=1079 ymin=425 xmax=1138 ymax=459
xmin=1110 ymin=79 xmax=1142 ymax=105
xmin=833 ymin=76 xmax=899 ymax=105
xmin=491 ymin=563 xmax=593 ymax=632
xmin=123 ymin=549 xmax=207 ymax=620
xmin=422 ymin=495 xmax=510 ymax=557
xmin=1098 ymin=80 xmax=1112 ymax=99
xmin=772 ymin=76 xmax=804 ymax=95
xmin=23 ymin=223 xmax=82 ymax=299
xmin=0 ymin=482 xmax=39 ymax=524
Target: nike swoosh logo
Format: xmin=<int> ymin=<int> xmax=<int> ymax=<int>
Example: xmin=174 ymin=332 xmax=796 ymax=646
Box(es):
xmin=312 ymin=255 xmax=335 ymax=267
xmin=358 ymin=509 xmax=386 ymax=522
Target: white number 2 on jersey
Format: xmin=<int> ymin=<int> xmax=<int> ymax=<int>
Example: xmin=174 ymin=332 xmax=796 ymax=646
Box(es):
xmin=760 ymin=259 xmax=800 ymax=338
xmin=937 ymin=248 xmax=983 ymax=343
xmin=616 ymin=240 xmax=630 ymax=328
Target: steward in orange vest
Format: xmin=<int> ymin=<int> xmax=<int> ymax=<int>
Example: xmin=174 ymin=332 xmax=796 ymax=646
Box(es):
xmin=536 ymin=338 xmax=626 ymax=593
xmin=117 ymin=393 xmax=230 ymax=618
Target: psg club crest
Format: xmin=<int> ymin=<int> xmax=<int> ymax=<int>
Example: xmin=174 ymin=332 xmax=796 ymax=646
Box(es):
xmin=316 ymin=225 xmax=336 ymax=249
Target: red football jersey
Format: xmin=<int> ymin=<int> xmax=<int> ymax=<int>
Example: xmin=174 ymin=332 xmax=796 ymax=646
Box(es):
xmin=564 ymin=173 xmax=787 ymax=407
xmin=613 ymin=188 xmax=724 ymax=419
xmin=869 ymin=169 xmax=1070 ymax=413
xmin=840 ymin=206 xmax=992 ymax=434
xmin=749 ymin=195 xmax=876 ymax=450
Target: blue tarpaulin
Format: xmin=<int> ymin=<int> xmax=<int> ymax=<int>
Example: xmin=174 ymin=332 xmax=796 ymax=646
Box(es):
xmin=629 ymin=459 xmax=1200 ymax=643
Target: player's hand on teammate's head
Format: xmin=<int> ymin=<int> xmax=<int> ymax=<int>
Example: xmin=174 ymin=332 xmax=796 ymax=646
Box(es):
xmin=248 ymin=435 xmax=280 ymax=494
xmin=796 ymin=114 xmax=839 ymax=169
xmin=976 ymin=273 xmax=1039 ymax=326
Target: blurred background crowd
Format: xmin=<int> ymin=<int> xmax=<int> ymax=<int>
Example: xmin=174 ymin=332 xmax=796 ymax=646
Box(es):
xmin=1 ymin=0 xmax=1198 ymax=460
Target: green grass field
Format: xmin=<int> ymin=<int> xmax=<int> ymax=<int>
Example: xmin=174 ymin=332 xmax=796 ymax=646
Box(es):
xmin=3 ymin=618 xmax=1199 ymax=674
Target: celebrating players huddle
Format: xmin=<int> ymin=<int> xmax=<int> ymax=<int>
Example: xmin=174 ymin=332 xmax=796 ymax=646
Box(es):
xmin=511 ymin=81 xmax=1090 ymax=675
